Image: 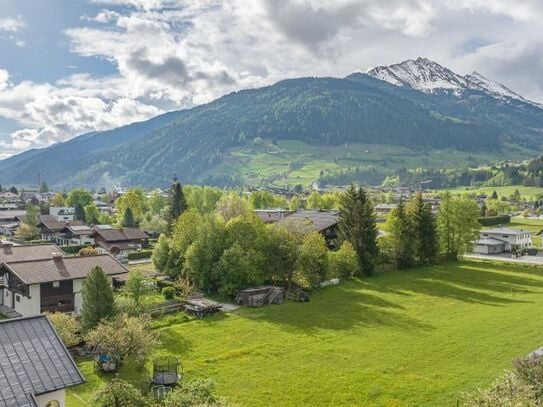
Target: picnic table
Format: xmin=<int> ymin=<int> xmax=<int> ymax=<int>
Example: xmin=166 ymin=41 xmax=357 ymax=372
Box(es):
xmin=183 ymin=298 xmax=222 ymax=319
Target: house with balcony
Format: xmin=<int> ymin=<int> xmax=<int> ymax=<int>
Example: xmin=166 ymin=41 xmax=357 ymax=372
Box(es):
xmin=92 ymin=225 xmax=149 ymax=256
xmin=473 ymin=227 xmax=533 ymax=254
xmin=0 ymin=242 xmax=128 ymax=317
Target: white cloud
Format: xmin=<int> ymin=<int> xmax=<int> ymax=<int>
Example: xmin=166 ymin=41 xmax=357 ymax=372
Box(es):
xmin=0 ymin=16 xmax=26 ymax=32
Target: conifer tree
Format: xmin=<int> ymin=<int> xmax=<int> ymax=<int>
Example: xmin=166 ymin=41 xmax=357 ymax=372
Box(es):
xmin=167 ymin=175 xmax=187 ymax=234
xmin=74 ymin=203 xmax=85 ymax=221
xmin=122 ymin=207 xmax=135 ymax=227
xmin=406 ymin=193 xmax=438 ymax=265
xmin=338 ymin=184 xmax=378 ymax=276
xmin=388 ymin=201 xmax=416 ymax=269
xmin=80 ymin=266 xmax=115 ymax=331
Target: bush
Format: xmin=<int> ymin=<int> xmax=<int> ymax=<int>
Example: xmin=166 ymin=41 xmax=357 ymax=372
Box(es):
xmin=477 ymin=215 xmax=511 ymax=226
xmin=463 ymin=372 xmax=537 ymax=406
xmin=162 ymin=286 xmax=175 ymax=300
xmin=514 ymin=354 xmax=543 ymax=400
xmin=45 ymin=312 xmax=82 ymax=347
xmin=91 ymin=378 xmax=151 ymax=407
xmin=163 ymin=379 xmax=223 ymax=407
xmin=78 ymin=246 xmax=99 ymax=256
xmin=127 ymin=250 xmax=153 ymax=261
xmin=328 ymin=241 xmax=359 ymax=279
xmin=61 ymin=244 xmax=93 ymax=254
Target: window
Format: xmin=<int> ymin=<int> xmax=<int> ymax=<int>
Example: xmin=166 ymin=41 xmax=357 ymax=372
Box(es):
xmin=15 ymin=295 xmax=20 ymax=302
xmin=45 ymin=401 xmax=60 ymax=407
xmin=52 ymin=281 xmax=60 ymax=288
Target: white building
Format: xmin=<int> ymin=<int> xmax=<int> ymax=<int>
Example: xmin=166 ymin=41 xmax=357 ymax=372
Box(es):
xmin=473 ymin=228 xmax=532 ymax=254
xmin=0 ymin=243 xmax=128 ymax=317
xmin=49 ymin=206 xmax=75 ymax=221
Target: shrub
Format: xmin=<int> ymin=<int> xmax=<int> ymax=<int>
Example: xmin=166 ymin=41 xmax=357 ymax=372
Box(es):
xmin=61 ymin=244 xmax=93 ymax=254
xmin=162 ymin=286 xmax=175 ymax=300
xmin=328 ymin=241 xmax=359 ymax=279
xmin=45 ymin=312 xmax=82 ymax=347
xmin=91 ymin=378 xmax=151 ymax=407
xmin=514 ymin=354 xmax=543 ymax=400
xmin=477 ymin=215 xmax=511 ymax=226
xmin=163 ymin=379 xmax=223 ymax=407
xmin=463 ymin=372 xmax=536 ymax=406
xmin=78 ymin=246 xmax=99 ymax=256
xmin=114 ymin=296 xmax=140 ymax=317
xmin=127 ymin=250 xmax=153 ymax=261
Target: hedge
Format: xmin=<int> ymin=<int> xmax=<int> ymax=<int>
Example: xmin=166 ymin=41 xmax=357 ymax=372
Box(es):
xmin=477 ymin=215 xmax=511 ymax=226
xmin=127 ymin=250 xmax=153 ymax=261
xmin=60 ymin=245 xmax=93 ymax=254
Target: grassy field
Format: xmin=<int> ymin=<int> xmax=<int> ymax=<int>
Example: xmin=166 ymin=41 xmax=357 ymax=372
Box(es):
xmin=205 ymin=139 xmax=534 ymax=187
xmin=443 ymin=185 xmax=543 ymax=200
xmin=68 ymin=260 xmax=543 ymax=406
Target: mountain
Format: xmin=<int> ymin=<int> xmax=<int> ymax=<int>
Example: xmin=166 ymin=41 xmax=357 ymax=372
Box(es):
xmin=1 ymin=57 xmax=543 ymax=189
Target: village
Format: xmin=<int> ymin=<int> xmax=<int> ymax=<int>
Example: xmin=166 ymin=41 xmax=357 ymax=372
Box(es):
xmin=0 ymin=176 xmax=543 ymax=406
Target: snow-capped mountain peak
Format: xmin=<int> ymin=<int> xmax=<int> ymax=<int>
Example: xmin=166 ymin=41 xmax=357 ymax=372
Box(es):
xmin=367 ymin=57 xmax=469 ymax=93
xmin=366 ymin=57 xmax=541 ymax=108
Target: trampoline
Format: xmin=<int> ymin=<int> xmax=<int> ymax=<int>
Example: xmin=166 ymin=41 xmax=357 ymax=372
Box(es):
xmin=151 ymin=356 xmax=182 ymax=386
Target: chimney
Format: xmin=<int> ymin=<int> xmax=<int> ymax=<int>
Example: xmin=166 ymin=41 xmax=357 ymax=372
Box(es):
xmin=52 ymin=252 xmax=63 ymax=261
xmin=1 ymin=242 xmax=13 ymax=248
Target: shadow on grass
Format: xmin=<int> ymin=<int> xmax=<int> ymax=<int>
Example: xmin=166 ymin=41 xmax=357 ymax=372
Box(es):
xmin=246 ymin=261 xmax=543 ymax=333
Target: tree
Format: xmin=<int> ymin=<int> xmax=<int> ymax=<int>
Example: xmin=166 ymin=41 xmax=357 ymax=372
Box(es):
xmin=214 ymin=243 xmax=264 ymax=297
xmin=289 ymin=196 xmax=302 ymax=211
xmin=51 ymin=192 xmax=65 ymax=207
xmin=148 ymin=190 xmax=168 ymax=215
xmin=167 ymin=175 xmax=187 ymax=233
xmin=491 ymin=190 xmax=498 ymax=200
xmin=85 ymin=204 xmax=101 ymax=224
xmin=115 ymin=188 xmax=147 ymax=226
xmin=406 ymin=193 xmax=438 ymax=265
xmin=122 ymin=270 xmax=155 ymax=309
xmin=80 ymin=266 xmax=115 ymax=331
xmin=85 ymin=314 xmax=158 ymax=365
xmin=328 ymin=241 xmax=359 ymax=279
xmin=215 ymin=192 xmax=251 ymax=221
xmin=9 ymin=186 xmax=18 ymax=194
xmin=163 ymin=379 xmax=223 ymax=407
xmin=307 ymin=191 xmax=322 ymax=209
xmin=387 ymin=201 xmax=416 ymax=269
xmin=91 ymin=378 xmax=151 ymax=407
xmin=16 ymin=222 xmax=39 ymax=240
xmin=139 ymin=212 xmax=168 ymax=234
xmin=294 ymin=232 xmax=328 ymax=288
xmin=78 ymin=246 xmax=99 ymax=256
xmin=46 ymin=312 xmax=82 ymax=347
xmin=153 ymin=234 xmax=172 ymax=274
xmin=39 ymin=181 xmax=49 ymax=193
xmin=66 ymin=188 xmax=93 ymax=208
xmin=338 ymin=185 xmax=379 ymax=276
xmin=437 ymin=192 xmax=481 ymax=259
xmin=74 ymin=203 xmax=85 ymax=221
xmin=263 ymin=225 xmax=300 ymax=288
xmin=122 ymin=207 xmax=135 ymax=227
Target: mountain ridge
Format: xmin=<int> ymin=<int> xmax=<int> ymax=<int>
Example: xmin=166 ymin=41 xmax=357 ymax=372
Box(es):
xmin=1 ymin=57 xmax=543 ymax=188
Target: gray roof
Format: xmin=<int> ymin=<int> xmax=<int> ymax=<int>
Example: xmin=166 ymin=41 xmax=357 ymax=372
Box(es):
xmin=483 ymin=227 xmax=531 ymax=235
xmin=475 ymin=237 xmax=506 ymax=246
xmin=277 ymin=210 xmax=339 ymax=232
xmin=0 ymin=244 xmax=64 ymax=265
xmin=0 ymin=316 xmax=85 ymax=407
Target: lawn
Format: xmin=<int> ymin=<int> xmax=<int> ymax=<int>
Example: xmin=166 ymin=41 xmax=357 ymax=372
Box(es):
xmin=67 ymin=260 xmax=543 ymax=406
xmin=443 ymin=185 xmax=543 ymax=200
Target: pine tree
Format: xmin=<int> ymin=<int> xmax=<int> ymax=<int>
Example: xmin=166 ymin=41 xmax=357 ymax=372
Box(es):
xmin=80 ymin=266 xmax=115 ymax=331
xmin=491 ymin=190 xmax=498 ymax=200
xmin=167 ymin=175 xmax=187 ymax=234
xmin=122 ymin=207 xmax=135 ymax=227
xmin=388 ymin=201 xmax=416 ymax=268
xmin=338 ymin=184 xmax=378 ymax=276
xmin=407 ymin=193 xmax=438 ymax=265
xmin=74 ymin=203 xmax=85 ymax=221
xmin=39 ymin=181 xmax=49 ymax=193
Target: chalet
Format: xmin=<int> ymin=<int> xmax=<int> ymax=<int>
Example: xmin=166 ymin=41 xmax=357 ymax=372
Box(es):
xmin=37 ymin=215 xmax=86 ymax=244
xmin=0 ymin=315 xmax=85 ymax=407
xmin=374 ymin=203 xmax=397 ymax=216
xmin=92 ymin=225 xmax=149 ymax=256
xmin=0 ymin=209 xmax=26 ymax=236
xmin=58 ymin=224 xmax=94 ymax=246
xmin=0 ymin=191 xmax=20 ymax=203
xmin=276 ymin=209 xmax=339 ymax=249
xmin=0 ymin=243 xmax=128 ymax=317
xmin=473 ymin=228 xmax=532 ymax=254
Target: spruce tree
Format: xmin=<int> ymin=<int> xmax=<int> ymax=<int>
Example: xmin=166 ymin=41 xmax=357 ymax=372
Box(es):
xmin=80 ymin=266 xmax=115 ymax=331
xmin=338 ymin=184 xmax=378 ymax=276
xmin=122 ymin=207 xmax=135 ymax=227
xmin=407 ymin=193 xmax=438 ymax=265
xmin=388 ymin=201 xmax=416 ymax=269
xmin=167 ymin=175 xmax=187 ymax=234
xmin=74 ymin=203 xmax=85 ymax=221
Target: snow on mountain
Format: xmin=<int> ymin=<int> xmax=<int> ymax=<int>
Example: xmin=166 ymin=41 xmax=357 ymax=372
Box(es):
xmin=367 ymin=57 xmax=470 ymax=93
xmin=367 ymin=57 xmax=542 ymax=108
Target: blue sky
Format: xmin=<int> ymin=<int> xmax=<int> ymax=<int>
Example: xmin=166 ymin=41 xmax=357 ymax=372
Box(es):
xmin=0 ymin=0 xmax=542 ymax=159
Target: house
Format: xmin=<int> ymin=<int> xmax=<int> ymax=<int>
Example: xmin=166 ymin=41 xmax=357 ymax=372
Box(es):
xmin=254 ymin=209 xmax=292 ymax=223
xmin=37 ymin=215 xmax=86 ymax=244
xmin=374 ymin=203 xmax=397 ymax=216
xmin=92 ymin=225 xmax=149 ymax=256
xmin=0 ymin=209 xmax=26 ymax=236
xmin=0 ymin=243 xmax=128 ymax=317
xmin=473 ymin=228 xmax=532 ymax=254
xmin=0 ymin=315 xmax=85 ymax=407
xmin=276 ymin=209 xmax=339 ymax=248
xmin=49 ymin=207 xmax=75 ymax=221
xmin=58 ymin=224 xmax=94 ymax=246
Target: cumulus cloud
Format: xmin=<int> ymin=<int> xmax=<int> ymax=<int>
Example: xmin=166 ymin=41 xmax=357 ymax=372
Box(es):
xmin=2 ymin=0 xmax=543 ymax=157
xmin=0 ymin=16 xmax=26 ymax=32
